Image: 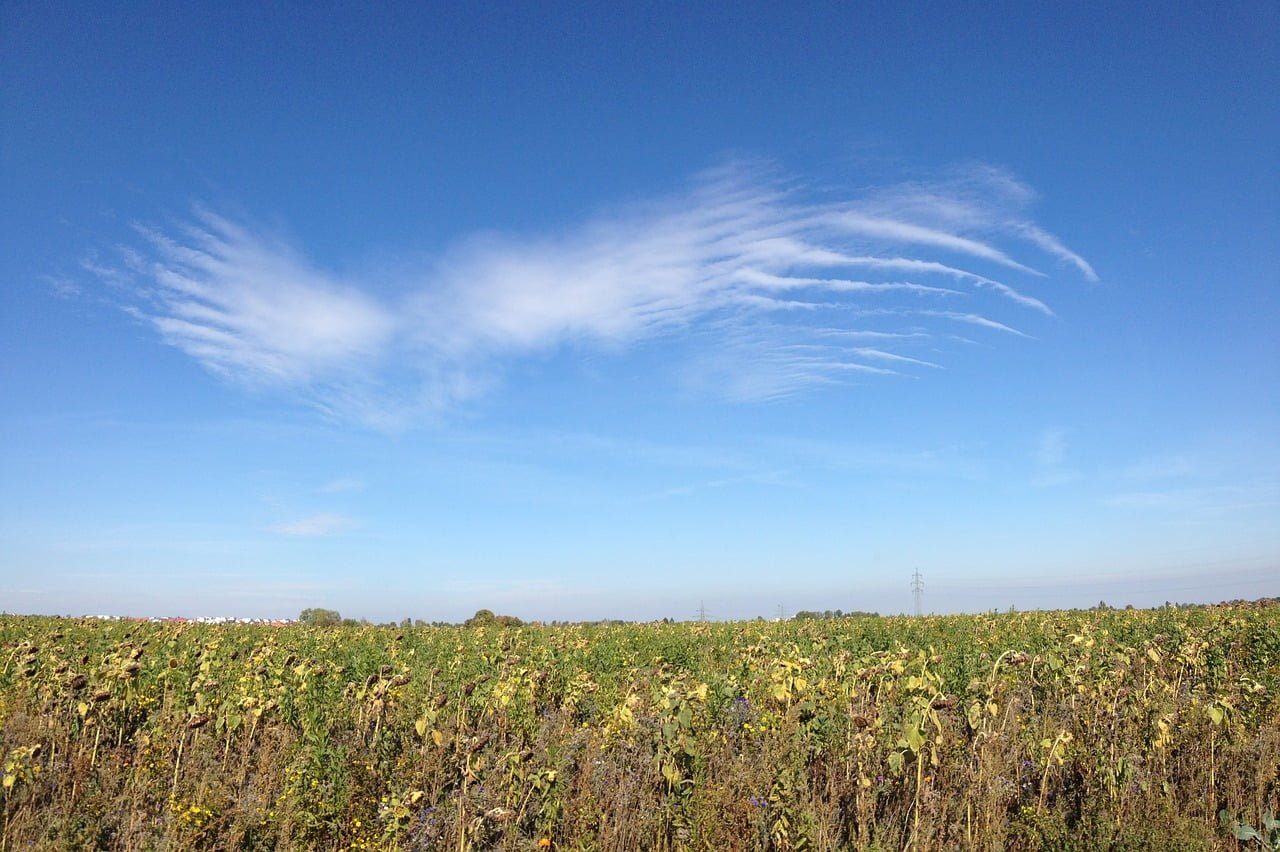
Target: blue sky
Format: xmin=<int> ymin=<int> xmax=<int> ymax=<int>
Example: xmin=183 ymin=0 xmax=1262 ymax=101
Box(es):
xmin=2 ymin=2 xmax=1277 ymax=621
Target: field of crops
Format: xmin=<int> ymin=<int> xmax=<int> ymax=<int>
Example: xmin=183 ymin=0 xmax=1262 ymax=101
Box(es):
xmin=2 ymin=605 xmax=1278 ymax=850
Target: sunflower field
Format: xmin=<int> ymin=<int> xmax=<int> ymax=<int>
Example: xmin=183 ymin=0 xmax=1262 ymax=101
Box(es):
xmin=1 ymin=603 xmax=1277 ymax=850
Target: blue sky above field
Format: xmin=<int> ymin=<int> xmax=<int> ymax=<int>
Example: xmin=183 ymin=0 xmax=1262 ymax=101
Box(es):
xmin=2 ymin=2 xmax=1277 ymax=621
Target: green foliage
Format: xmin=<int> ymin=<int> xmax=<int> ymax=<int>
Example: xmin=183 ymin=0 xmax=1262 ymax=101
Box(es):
xmin=298 ymin=607 xmax=342 ymax=627
xmin=463 ymin=608 xmax=523 ymax=627
xmin=792 ymin=609 xmax=878 ymax=620
xmin=1222 ymin=807 xmax=1280 ymax=850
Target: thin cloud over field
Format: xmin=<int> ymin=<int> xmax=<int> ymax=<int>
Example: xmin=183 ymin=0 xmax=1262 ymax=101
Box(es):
xmin=104 ymin=162 xmax=1094 ymax=427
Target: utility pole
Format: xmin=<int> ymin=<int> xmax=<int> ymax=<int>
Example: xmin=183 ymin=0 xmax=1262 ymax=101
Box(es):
xmin=911 ymin=569 xmax=924 ymax=617
xmin=697 ymin=601 xmax=708 ymax=623
xmin=776 ymin=603 xmax=786 ymax=621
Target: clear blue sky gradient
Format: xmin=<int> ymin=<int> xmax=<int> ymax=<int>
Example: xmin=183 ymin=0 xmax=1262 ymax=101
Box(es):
xmin=2 ymin=2 xmax=1277 ymax=621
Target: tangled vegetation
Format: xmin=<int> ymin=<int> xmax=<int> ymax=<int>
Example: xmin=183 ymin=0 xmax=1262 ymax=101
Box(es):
xmin=1 ymin=604 xmax=1277 ymax=850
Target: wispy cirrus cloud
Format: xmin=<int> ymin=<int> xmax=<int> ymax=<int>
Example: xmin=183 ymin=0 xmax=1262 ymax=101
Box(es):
xmin=1031 ymin=427 xmax=1081 ymax=488
xmin=317 ymin=478 xmax=365 ymax=494
xmin=99 ymin=161 xmax=1094 ymax=426
xmin=1014 ymin=223 xmax=1099 ymax=282
xmin=269 ymin=513 xmax=355 ymax=537
xmin=128 ymin=214 xmax=394 ymax=386
xmin=1104 ymin=484 xmax=1280 ymax=514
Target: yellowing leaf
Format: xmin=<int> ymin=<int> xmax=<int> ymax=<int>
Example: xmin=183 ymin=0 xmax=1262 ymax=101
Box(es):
xmin=904 ymin=724 xmax=925 ymax=754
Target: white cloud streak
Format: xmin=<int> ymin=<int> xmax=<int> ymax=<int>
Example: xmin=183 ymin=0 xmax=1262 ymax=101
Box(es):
xmin=318 ymin=478 xmax=366 ymax=494
xmin=1031 ymin=427 xmax=1080 ymax=487
xmin=131 ymin=212 xmax=395 ymax=386
xmin=1015 ymin=223 xmax=1100 ymax=282
xmin=269 ymin=513 xmax=355 ymax=537
xmin=828 ymin=212 xmax=1044 ymax=277
xmin=914 ymin=310 xmax=1030 ymax=337
xmin=1104 ymin=484 xmax=1280 ymax=514
xmin=103 ymin=162 xmax=1094 ymax=425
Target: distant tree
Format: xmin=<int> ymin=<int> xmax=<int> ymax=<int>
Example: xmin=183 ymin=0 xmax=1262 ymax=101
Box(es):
xmin=465 ymin=609 xmax=496 ymax=627
xmin=299 ymin=608 xmax=341 ymax=627
xmin=464 ymin=608 xmax=523 ymax=628
xmin=792 ymin=609 xmax=876 ymax=621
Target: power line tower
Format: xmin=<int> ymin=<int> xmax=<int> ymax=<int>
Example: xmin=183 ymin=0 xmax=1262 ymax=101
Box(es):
xmin=911 ymin=569 xmax=924 ymax=616
xmin=776 ymin=603 xmax=786 ymax=621
xmin=697 ymin=601 xmax=708 ymax=623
